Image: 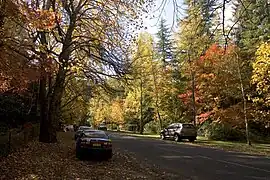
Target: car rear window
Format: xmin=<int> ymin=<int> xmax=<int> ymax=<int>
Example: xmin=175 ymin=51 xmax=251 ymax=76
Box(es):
xmin=83 ymin=132 xmax=108 ymax=138
xmin=182 ymin=124 xmax=195 ymax=128
xmin=84 ymin=130 xmax=97 ymax=133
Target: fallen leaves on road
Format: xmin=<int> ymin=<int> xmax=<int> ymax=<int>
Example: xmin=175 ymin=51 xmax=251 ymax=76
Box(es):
xmin=0 ymin=132 xmax=177 ymax=180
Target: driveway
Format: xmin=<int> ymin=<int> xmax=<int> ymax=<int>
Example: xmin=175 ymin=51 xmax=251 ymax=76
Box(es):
xmin=110 ymin=133 xmax=270 ymax=180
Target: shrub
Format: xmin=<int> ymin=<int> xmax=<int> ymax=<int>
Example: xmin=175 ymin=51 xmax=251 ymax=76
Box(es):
xmin=199 ymin=121 xmax=245 ymax=141
xmin=144 ymin=121 xmax=159 ymax=134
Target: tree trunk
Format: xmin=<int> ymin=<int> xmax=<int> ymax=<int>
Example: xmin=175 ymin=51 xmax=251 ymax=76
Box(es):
xmin=235 ymin=52 xmax=251 ymax=145
xmin=150 ymin=54 xmax=163 ymax=130
xmin=191 ymin=71 xmax=196 ymax=126
xmin=46 ymin=68 xmax=66 ymax=143
xmin=139 ymin=78 xmax=143 ymax=134
xmin=38 ymin=3 xmax=75 ymax=142
xmin=39 ymin=76 xmax=51 ymax=142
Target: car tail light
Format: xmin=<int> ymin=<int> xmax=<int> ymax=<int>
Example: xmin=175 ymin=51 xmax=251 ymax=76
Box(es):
xmin=103 ymin=142 xmax=112 ymax=147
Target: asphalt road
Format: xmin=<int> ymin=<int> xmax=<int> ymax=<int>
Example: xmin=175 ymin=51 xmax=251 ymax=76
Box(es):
xmin=109 ymin=133 xmax=270 ymax=180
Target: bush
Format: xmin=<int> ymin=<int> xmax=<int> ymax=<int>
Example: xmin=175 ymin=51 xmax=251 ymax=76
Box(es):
xmin=144 ymin=121 xmax=159 ymax=134
xmin=199 ymin=121 xmax=245 ymax=141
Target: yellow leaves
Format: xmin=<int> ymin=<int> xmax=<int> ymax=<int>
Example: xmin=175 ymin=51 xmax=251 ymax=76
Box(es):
xmin=255 ymin=42 xmax=270 ymax=59
xmin=252 ymin=42 xmax=270 ymax=89
xmin=70 ymin=66 xmax=82 ymax=74
xmin=251 ymin=42 xmax=270 ymax=105
xmin=110 ymin=100 xmax=124 ymax=124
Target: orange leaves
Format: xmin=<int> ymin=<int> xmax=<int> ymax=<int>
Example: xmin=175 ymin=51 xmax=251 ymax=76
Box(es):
xmin=0 ymin=45 xmax=39 ymax=93
xmin=0 ymin=67 xmax=39 ymax=93
xmin=20 ymin=5 xmax=61 ymax=31
xmin=198 ymin=44 xmax=235 ymax=65
xmin=178 ymin=90 xmax=202 ymax=105
xmin=197 ymin=111 xmax=213 ymax=124
xmin=199 ymin=73 xmax=215 ymax=80
xmin=29 ymin=9 xmax=60 ymax=30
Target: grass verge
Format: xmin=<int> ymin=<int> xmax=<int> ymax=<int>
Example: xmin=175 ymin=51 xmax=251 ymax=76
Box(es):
xmin=110 ymin=130 xmax=270 ymax=156
xmin=191 ymin=136 xmax=270 ymax=156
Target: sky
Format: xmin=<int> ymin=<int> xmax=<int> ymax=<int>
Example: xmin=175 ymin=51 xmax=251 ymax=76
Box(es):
xmin=140 ymin=0 xmax=234 ymax=37
xmin=141 ymin=0 xmax=178 ymax=36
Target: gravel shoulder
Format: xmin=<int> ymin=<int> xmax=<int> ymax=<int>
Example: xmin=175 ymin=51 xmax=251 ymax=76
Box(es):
xmin=0 ymin=132 xmax=173 ymax=180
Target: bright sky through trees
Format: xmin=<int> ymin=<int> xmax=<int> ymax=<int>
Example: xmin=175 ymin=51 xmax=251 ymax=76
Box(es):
xmin=141 ymin=0 xmax=234 ymax=36
xmin=141 ymin=0 xmax=178 ymax=35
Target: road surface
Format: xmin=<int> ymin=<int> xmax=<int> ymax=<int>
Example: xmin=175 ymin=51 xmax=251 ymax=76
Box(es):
xmin=110 ymin=133 xmax=270 ymax=180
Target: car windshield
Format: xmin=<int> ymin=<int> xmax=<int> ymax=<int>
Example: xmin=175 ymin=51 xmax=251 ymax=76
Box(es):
xmin=83 ymin=132 xmax=108 ymax=138
xmin=182 ymin=124 xmax=195 ymax=128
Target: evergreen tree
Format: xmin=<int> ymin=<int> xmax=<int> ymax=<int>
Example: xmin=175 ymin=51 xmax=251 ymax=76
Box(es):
xmin=197 ymin=0 xmax=217 ymax=37
xmin=233 ymin=0 xmax=270 ymax=54
xmin=156 ymin=18 xmax=175 ymax=66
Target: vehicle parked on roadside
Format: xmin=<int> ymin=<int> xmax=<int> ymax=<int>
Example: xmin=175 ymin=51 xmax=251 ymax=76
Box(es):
xmin=160 ymin=123 xmax=197 ymax=142
xmin=78 ymin=126 xmax=92 ymax=131
xmin=63 ymin=125 xmax=74 ymax=132
xmin=76 ymin=130 xmax=112 ymax=160
xmin=74 ymin=126 xmax=93 ymax=140
xmin=98 ymin=124 xmax=107 ymax=131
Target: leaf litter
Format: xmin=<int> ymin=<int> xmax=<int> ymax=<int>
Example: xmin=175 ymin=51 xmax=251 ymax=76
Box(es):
xmin=0 ymin=132 xmax=178 ymax=180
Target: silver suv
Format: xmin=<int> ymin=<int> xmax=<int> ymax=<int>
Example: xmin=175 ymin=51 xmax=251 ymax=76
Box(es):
xmin=160 ymin=123 xmax=197 ymax=142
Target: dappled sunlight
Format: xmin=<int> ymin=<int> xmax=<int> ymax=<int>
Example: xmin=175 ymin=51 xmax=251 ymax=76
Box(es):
xmin=20 ymin=174 xmax=41 ymax=180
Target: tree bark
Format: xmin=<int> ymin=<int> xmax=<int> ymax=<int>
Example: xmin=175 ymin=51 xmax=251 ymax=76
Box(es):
xmin=39 ymin=75 xmax=50 ymax=142
xmin=38 ymin=0 xmax=75 ymax=143
xmin=235 ymin=52 xmax=251 ymax=145
xmin=191 ymin=70 xmax=196 ymax=126
xmin=139 ymin=78 xmax=143 ymax=134
xmin=46 ymin=68 xmax=66 ymax=143
xmin=150 ymin=56 xmax=163 ymax=130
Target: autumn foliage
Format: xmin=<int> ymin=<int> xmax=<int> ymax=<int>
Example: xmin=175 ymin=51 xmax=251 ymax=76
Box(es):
xmin=178 ymin=43 xmax=239 ymax=124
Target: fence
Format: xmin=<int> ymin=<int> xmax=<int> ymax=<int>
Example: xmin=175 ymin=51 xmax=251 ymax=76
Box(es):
xmin=0 ymin=123 xmax=40 ymax=157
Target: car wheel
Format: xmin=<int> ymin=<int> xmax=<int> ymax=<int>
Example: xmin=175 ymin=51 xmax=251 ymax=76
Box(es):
xmin=189 ymin=138 xmax=195 ymax=142
xmin=160 ymin=133 xmax=165 ymax=140
xmin=174 ymin=134 xmax=180 ymax=142
xmin=76 ymin=149 xmax=82 ymax=160
xmin=105 ymin=151 xmax=112 ymax=160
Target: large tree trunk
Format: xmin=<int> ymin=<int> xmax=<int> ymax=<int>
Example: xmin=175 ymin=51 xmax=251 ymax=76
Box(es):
xmin=38 ymin=3 xmax=75 ymax=142
xmin=43 ymin=68 xmax=66 ymax=143
xmin=39 ymin=75 xmax=51 ymax=142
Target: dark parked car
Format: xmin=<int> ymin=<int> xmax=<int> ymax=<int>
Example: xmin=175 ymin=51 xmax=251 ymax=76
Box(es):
xmin=76 ymin=130 xmax=112 ymax=160
xmin=160 ymin=123 xmax=197 ymax=142
xmin=74 ymin=126 xmax=93 ymax=140
xmin=98 ymin=124 xmax=107 ymax=131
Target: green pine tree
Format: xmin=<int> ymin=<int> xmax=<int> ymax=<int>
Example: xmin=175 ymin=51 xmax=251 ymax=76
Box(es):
xmin=233 ymin=0 xmax=270 ymax=54
xmin=156 ymin=18 xmax=175 ymax=66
